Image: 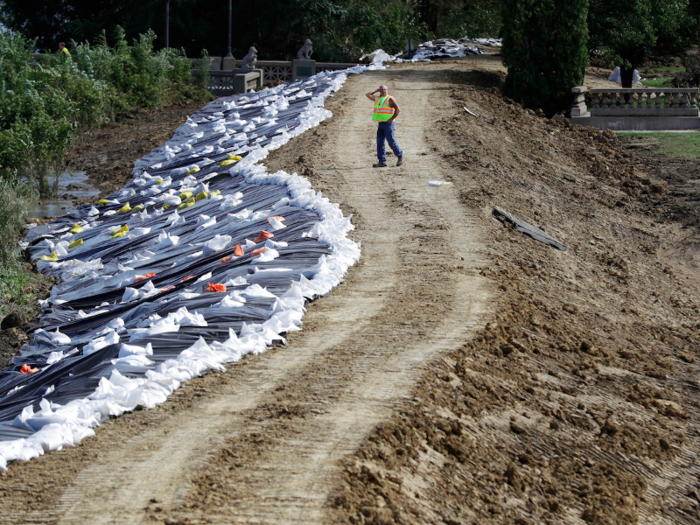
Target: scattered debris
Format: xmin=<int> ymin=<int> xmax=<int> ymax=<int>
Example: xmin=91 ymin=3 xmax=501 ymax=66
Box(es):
xmin=492 ymin=208 xmax=566 ymax=250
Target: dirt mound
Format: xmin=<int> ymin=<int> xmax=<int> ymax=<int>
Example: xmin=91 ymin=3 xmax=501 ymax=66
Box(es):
xmin=620 ymin=135 xmax=700 ymax=276
xmin=329 ymin=68 xmax=700 ymax=525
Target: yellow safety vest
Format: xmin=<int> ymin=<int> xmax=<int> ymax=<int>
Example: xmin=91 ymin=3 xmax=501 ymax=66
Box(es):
xmin=61 ymin=47 xmax=71 ymax=63
xmin=372 ymin=96 xmax=395 ymax=122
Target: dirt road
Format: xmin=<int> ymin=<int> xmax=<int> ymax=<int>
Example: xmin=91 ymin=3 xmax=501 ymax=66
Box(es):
xmin=0 ymin=64 xmax=491 ymax=524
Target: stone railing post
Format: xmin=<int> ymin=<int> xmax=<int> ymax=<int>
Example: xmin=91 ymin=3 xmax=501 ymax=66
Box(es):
xmin=571 ymin=86 xmax=588 ymax=117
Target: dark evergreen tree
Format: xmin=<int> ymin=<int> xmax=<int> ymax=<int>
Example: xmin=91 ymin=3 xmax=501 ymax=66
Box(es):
xmin=501 ymin=0 xmax=588 ymax=116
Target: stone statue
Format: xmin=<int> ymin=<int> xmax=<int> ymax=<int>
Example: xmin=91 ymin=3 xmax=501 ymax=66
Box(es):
xmin=297 ymin=39 xmax=313 ymax=60
xmin=241 ymin=46 xmax=257 ymax=69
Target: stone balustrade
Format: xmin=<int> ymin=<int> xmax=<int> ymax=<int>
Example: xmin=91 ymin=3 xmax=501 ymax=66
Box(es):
xmin=571 ymin=86 xmax=700 ymax=131
xmin=590 ymin=88 xmax=699 ymax=116
xmin=191 ymin=59 xmax=358 ymax=87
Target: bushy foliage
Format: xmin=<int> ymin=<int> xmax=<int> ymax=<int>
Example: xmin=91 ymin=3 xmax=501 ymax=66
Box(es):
xmin=0 ymin=33 xmax=75 ymax=195
xmin=246 ymin=0 xmax=429 ymax=61
xmin=420 ymin=0 xmax=501 ymax=39
xmin=0 ymin=28 xmax=207 ymax=194
xmin=339 ymin=2 xmax=428 ymax=59
xmin=588 ymin=0 xmax=689 ymax=71
xmin=501 ymin=0 xmax=589 ymax=117
xmin=0 ymin=28 xmax=208 ymax=270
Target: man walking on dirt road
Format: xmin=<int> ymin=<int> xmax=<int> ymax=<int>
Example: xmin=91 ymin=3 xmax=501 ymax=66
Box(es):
xmin=366 ymin=85 xmax=403 ymax=168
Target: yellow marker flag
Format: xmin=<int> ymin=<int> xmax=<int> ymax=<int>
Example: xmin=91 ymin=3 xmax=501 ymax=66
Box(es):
xmin=178 ymin=197 xmax=195 ymax=210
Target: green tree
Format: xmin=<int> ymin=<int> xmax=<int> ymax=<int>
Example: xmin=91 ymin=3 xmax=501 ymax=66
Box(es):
xmin=0 ymin=0 xmax=427 ymax=61
xmin=587 ymin=0 xmax=689 ymax=86
xmin=418 ymin=0 xmax=501 ymax=38
xmin=501 ymin=0 xmax=588 ymax=116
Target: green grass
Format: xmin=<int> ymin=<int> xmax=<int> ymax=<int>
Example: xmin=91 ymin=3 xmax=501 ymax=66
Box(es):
xmin=641 ymin=77 xmax=672 ymax=87
xmin=617 ymin=132 xmax=700 ymax=158
xmin=639 ymin=66 xmax=686 ymax=87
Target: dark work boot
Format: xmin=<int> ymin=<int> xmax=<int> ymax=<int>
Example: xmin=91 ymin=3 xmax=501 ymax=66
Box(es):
xmin=373 ymin=161 xmax=387 ymax=168
xmin=396 ymin=156 xmax=403 ymax=167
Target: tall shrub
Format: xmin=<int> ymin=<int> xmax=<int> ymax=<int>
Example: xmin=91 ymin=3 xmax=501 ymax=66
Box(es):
xmin=0 ymin=28 xmax=208 ymax=194
xmin=501 ymin=0 xmax=589 ymax=116
xmin=0 ymin=33 xmax=75 ymax=192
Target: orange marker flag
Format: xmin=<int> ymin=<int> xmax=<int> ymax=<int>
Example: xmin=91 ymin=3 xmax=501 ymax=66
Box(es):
xmin=253 ymin=230 xmax=274 ymax=243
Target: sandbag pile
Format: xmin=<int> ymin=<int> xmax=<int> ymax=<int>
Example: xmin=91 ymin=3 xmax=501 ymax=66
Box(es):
xmin=362 ymin=37 xmax=489 ymax=64
xmin=458 ymin=37 xmax=502 ymax=47
xmin=0 ymin=64 xmax=376 ymax=469
xmin=409 ymin=38 xmax=483 ymax=60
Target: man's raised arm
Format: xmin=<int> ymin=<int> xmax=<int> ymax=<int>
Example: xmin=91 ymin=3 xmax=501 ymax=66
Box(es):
xmin=366 ymin=89 xmax=379 ymax=101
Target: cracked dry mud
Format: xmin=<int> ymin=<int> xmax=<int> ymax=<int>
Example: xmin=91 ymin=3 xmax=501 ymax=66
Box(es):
xmin=1 ymin=57 xmax=699 ymax=525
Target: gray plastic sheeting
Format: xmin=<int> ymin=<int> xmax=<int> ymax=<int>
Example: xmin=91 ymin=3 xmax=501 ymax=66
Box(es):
xmin=0 ymin=63 xmax=382 ymax=468
xmin=492 ymin=208 xmax=566 ymax=251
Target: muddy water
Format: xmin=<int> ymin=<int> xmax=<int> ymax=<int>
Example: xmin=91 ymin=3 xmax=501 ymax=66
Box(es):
xmin=30 ymin=171 xmax=100 ymax=219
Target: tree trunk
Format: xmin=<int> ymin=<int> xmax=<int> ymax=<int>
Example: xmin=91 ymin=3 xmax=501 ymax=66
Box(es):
xmin=620 ymin=66 xmax=634 ymax=104
xmin=620 ymin=67 xmax=634 ymax=89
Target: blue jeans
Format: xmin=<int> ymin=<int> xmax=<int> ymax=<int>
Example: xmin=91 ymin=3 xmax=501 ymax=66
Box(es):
xmin=376 ymin=121 xmax=403 ymax=163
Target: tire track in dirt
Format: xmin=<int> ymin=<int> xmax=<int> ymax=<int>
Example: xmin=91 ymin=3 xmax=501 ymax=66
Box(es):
xmin=0 ymin=65 xmax=490 ymax=524
xmin=160 ymin=67 xmax=490 ymax=524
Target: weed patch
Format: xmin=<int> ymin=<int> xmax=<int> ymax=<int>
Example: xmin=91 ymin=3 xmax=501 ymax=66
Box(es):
xmin=618 ymin=132 xmax=700 ymax=158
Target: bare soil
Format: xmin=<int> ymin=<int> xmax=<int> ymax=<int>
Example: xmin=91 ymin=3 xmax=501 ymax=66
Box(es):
xmin=620 ymin=136 xmax=700 ymax=277
xmin=0 ymin=57 xmax=699 ymax=525
xmin=65 ymin=98 xmax=214 ymax=199
xmin=328 ymin=66 xmax=700 ymax=525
